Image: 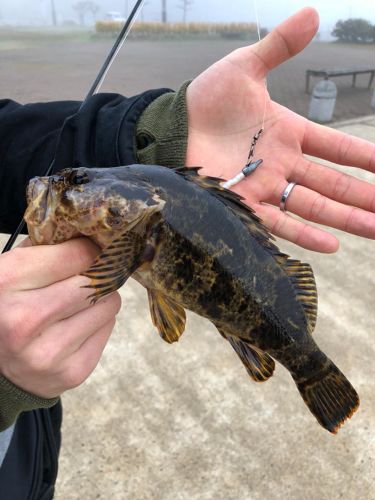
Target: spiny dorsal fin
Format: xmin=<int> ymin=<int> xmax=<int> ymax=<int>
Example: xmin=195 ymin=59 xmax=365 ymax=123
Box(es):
xmin=174 ymin=166 xmax=278 ymax=252
xmin=174 ymin=167 xmax=318 ymax=333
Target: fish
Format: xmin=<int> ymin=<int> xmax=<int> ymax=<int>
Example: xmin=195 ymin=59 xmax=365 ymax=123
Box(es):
xmin=24 ymin=164 xmax=360 ymax=433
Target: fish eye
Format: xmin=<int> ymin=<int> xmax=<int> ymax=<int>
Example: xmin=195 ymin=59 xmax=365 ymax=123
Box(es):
xmin=70 ymin=170 xmax=89 ymax=186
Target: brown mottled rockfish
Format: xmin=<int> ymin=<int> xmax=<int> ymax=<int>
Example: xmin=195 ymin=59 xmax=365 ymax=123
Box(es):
xmin=24 ymin=165 xmax=359 ymax=433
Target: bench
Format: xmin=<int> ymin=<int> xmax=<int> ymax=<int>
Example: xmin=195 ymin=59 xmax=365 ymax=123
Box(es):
xmin=305 ymin=67 xmax=375 ymax=94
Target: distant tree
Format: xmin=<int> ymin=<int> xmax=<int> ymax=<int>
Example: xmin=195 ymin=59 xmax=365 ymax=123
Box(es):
xmin=332 ymin=18 xmax=375 ymax=43
xmin=86 ymin=1 xmax=99 ymax=22
xmin=178 ymin=0 xmax=193 ymax=23
xmin=73 ymin=1 xmax=99 ymax=26
xmin=161 ymin=0 xmax=167 ymax=23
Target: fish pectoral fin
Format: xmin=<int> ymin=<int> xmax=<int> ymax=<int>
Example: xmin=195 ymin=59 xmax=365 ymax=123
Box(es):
xmin=147 ymin=289 xmax=186 ymax=344
xmin=82 ymin=231 xmax=146 ymax=304
xmin=219 ymin=331 xmax=275 ymax=382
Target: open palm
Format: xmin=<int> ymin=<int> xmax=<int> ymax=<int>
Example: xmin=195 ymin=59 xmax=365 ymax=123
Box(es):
xmin=186 ymin=8 xmax=375 ymax=253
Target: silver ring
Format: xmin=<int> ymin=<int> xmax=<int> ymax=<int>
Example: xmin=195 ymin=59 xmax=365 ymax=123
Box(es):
xmin=280 ymin=182 xmax=297 ymax=212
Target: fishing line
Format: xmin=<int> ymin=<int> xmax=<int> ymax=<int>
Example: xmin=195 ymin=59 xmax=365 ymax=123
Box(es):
xmin=2 ymin=0 xmax=145 ymax=254
xmin=222 ymin=0 xmax=268 ymax=189
xmin=254 ymin=0 xmax=268 ymax=132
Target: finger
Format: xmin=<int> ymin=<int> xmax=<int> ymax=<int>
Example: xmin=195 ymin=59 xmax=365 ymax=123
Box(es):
xmin=303 ymin=120 xmax=375 ymax=172
xmin=251 ymin=202 xmax=339 ymax=253
xmin=2 ymin=238 xmax=100 ymax=291
xmin=293 ymin=156 xmax=375 ymax=213
xmin=60 ymin=318 xmax=117 ymax=392
xmin=23 ymin=275 xmax=100 ymax=331
xmin=28 ymin=292 xmax=121 ymax=362
xmin=250 ymin=8 xmax=319 ymax=78
xmin=275 ymin=184 xmax=375 ymax=240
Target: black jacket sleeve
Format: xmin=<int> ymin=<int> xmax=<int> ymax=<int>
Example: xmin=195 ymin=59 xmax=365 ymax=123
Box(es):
xmin=0 ymin=89 xmax=171 ymax=234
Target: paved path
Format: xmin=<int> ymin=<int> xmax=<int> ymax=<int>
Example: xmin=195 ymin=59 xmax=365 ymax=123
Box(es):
xmin=0 ymin=32 xmax=374 ymax=499
xmin=0 ymin=33 xmax=374 ymax=121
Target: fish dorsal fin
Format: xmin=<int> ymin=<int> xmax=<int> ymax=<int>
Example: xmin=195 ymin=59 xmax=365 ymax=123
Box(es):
xmin=274 ymin=255 xmax=318 ymax=334
xmin=175 ymin=167 xmax=318 ymax=333
xmin=174 ymin=166 xmax=278 ymax=252
xmin=147 ymin=289 xmax=186 ymax=344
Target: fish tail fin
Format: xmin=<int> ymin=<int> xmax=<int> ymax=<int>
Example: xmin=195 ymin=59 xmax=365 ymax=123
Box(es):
xmin=295 ymin=360 xmax=359 ymax=434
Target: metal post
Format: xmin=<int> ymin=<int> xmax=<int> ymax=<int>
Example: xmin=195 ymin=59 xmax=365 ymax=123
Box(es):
xmin=51 ymin=0 xmax=57 ymax=26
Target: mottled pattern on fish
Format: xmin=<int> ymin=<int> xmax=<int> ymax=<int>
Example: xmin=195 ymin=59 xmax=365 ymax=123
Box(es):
xmin=24 ymin=165 xmax=359 ymax=433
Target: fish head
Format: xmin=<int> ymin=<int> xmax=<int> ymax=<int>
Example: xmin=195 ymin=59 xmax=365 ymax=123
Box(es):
xmin=24 ymin=167 xmax=165 ymax=246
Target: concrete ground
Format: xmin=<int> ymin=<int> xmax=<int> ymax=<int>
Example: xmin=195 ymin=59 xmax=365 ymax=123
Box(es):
xmin=2 ymin=117 xmax=374 ymax=500
xmin=0 ymin=32 xmax=374 ymax=500
xmin=0 ymin=32 xmax=375 ymax=121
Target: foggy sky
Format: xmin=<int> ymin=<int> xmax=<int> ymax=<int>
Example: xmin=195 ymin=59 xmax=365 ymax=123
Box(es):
xmin=0 ymin=0 xmax=374 ymax=32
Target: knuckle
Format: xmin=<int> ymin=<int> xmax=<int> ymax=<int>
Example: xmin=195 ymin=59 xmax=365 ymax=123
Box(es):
xmin=27 ymin=346 xmax=55 ymax=374
xmin=293 ymin=224 xmax=309 ymax=247
xmin=1 ymin=303 xmax=38 ymax=353
xmin=338 ymin=134 xmax=353 ymax=164
xmin=0 ymin=249 xmax=23 ymax=290
xmin=110 ymin=292 xmax=122 ymax=315
xmin=63 ymin=366 xmax=87 ymax=389
xmin=369 ymin=149 xmax=375 ymax=171
xmin=72 ymin=239 xmax=99 ymax=270
xmin=270 ymin=213 xmax=287 ymax=237
xmin=332 ymin=173 xmax=352 ymax=201
xmin=344 ymin=207 xmax=358 ymax=233
xmin=98 ymin=292 xmax=122 ymax=316
xmin=308 ymin=194 xmax=326 ymax=221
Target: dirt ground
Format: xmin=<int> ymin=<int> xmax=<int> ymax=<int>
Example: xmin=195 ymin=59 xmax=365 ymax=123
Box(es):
xmin=0 ymin=30 xmax=375 ymax=500
xmin=0 ymin=30 xmax=374 ymax=121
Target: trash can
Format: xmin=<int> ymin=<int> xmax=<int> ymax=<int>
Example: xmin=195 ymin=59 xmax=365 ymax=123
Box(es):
xmin=308 ymin=79 xmax=337 ymax=123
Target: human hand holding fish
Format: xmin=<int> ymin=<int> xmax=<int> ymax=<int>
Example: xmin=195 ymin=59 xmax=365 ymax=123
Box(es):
xmin=186 ymin=7 xmax=375 ymax=253
xmin=0 ymin=238 xmax=121 ymax=402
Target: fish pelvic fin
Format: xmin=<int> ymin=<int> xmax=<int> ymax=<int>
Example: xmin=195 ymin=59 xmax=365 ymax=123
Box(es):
xmin=148 ymin=289 xmax=186 ymax=344
xmin=295 ymin=360 xmax=359 ymax=434
xmin=220 ymin=331 xmax=275 ymax=382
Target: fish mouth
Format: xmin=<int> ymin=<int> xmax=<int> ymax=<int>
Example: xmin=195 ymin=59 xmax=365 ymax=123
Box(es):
xmin=24 ymin=177 xmax=57 ymax=244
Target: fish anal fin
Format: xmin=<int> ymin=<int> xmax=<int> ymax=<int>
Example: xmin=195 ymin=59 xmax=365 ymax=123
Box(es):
xmin=147 ymin=289 xmax=186 ymax=344
xmin=219 ymin=330 xmax=275 ymax=382
xmin=82 ymin=231 xmax=146 ymax=304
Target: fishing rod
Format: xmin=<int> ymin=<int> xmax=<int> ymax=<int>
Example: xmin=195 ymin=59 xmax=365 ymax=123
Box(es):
xmin=2 ymin=0 xmax=145 ymax=254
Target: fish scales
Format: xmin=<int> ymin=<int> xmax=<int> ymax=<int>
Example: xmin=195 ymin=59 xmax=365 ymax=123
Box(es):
xmin=24 ymin=164 xmax=359 ymax=433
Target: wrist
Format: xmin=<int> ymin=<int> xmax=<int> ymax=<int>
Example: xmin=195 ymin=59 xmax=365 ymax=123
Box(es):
xmin=0 ymin=374 xmax=59 ymax=431
xmin=136 ymin=81 xmax=190 ymax=167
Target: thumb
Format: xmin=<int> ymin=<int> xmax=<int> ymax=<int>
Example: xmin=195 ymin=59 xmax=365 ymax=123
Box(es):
xmin=251 ymin=7 xmax=319 ymax=78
